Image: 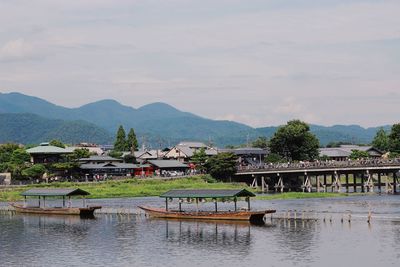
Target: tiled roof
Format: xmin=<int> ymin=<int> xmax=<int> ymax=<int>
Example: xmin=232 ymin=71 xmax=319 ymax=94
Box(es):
xmin=78 ymin=156 xmax=122 ymax=162
xmin=21 ymin=188 xmax=90 ymax=196
xmin=147 ymin=160 xmax=188 ymax=168
xmin=26 ymin=145 xmax=71 ymax=154
xmin=160 ymin=189 xmax=255 ymax=198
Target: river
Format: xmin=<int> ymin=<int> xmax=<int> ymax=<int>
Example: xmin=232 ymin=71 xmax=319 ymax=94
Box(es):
xmin=1 ymin=195 xmax=399 ymax=267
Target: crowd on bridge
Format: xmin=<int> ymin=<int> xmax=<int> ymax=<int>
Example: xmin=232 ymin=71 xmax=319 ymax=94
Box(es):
xmin=237 ymin=158 xmax=400 ymax=172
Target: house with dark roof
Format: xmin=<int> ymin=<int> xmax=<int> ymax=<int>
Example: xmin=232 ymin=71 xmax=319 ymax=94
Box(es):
xmin=319 ymin=145 xmax=383 ymax=161
xmin=26 ymin=143 xmax=73 ymax=164
xmin=218 ymin=147 xmax=268 ymax=166
xmin=78 ymin=155 xmax=123 ymax=165
xmin=164 ymin=141 xmax=217 ymax=162
xmin=78 ymin=162 xmax=154 ymax=179
xmin=145 ymin=160 xmax=189 ymax=176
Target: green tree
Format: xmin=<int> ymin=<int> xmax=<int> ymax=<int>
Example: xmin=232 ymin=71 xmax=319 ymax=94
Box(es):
xmin=265 ymin=153 xmax=283 ymax=163
xmin=349 ymin=150 xmax=370 ymax=160
xmin=0 ymin=144 xmax=30 ymax=180
xmin=191 ymin=147 xmax=208 ymax=172
xmin=10 ymin=148 xmax=31 ymax=164
xmin=49 ymin=139 xmax=65 ymax=148
xmin=50 ymin=148 xmax=90 ymax=174
xmin=372 ymin=128 xmax=389 ymax=152
xmin=127 ymin=128 xmax=138 ymax=152
xmin=70 ymin=148 xmax=91 ymax=160
xmin=123 ymin=153 xmax=136 ymax=163
xmin=389 ymin=123 xmax=400 ymax=154
xmin=109 ymin=150 xmax=123 ymax=159
xmin=51 ymin=162 xmax=78 ymax=172
xmin=0 ymin=143 xmax=20 ymax=163
xmin=205 ymin=152 xmax=237 ymax=181
xmin=114 ymin=125 xmax=127 ymax=151
xmin=22 ymin=164 xmax=47 ymax=180
xmin=269 ymin=120 xmax=320 ymax=161
xmin=251 ymin=136 xmax=269 ymax=149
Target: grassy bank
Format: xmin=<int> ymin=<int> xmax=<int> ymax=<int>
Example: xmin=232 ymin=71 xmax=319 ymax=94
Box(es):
xmin=0 ymin=176 xmax=357 ymax=202
xmin=256 ymin=192 xmax=351 ymax=200
xmin=0 ymin=176 xmax=246 ymax=202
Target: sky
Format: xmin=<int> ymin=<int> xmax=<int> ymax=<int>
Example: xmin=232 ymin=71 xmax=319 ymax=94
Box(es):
xmin=0 ymin=0 xmax=399 ymax=128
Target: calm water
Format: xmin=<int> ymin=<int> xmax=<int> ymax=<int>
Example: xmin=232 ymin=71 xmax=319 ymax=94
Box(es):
xmin=1 ymin=195 xmax=400 ymax=267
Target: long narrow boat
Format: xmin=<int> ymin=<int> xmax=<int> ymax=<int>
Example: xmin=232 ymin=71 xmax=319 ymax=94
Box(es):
xmin=138 ymin=206 xmax=275 ymax=223
xmin=11 ymin=203 xmax=101 ymax=217
xmin=139 ymin=189 xmax=276 ymax=224
xmin=10 ymin=188 xmax=101 ymax=217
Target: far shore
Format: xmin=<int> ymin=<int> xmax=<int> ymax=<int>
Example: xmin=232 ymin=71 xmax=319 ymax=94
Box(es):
xmin=0 ymin=176 xmax=356 ymax=202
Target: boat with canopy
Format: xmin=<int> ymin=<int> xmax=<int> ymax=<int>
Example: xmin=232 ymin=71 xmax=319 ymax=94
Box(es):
xmin=10 ymin=188 xmax=101 ymax=217
xmin=138 ymin=189 xmax=276 ymax=224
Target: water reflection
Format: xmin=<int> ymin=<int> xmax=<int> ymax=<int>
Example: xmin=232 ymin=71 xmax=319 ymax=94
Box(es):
xmin=1 ymin=195 xmax=400 ymax=267
xmin=271 ymin=218 xmax=319 ymax=264
xmin=161 ymin=219 xmax=252 ymax=251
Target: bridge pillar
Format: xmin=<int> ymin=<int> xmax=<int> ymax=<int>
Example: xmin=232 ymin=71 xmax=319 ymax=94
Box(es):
xmin=345 ymin=173 xmax=349 ymax=193
xmin=251 ymin=175 xmax=258 ymax=188
xmin=378 ymin=173 xmax=382 ymax=193
xmin=274 ymin=173 xmax=284 ymax=193
xmin=361 ymin=173 xmax=365 ymax=193
xmin=364 ymin=170 xmax=374 ymax=193
xmin=302 ymin=172 xmax=311 ymax=193
xmin=261 ymin=176 xmax=268 ymax=193
xmin=394 ymin=172 xmax=397 ymax=193
xmin=323 ymin=174 xmax=327 ymax=192
xmin=353 ymin=173 xmax=357 ymax=193
xmin=385 ymin=173 xmax=391 ymax=194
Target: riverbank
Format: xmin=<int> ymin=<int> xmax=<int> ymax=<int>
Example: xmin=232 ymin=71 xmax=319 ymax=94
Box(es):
xmin=0 ymin=175 xmax=352 ymax=202
xmin=0 ymin=176 xmax=246 ymax=202
xmin=256 ymin=192 xmax=354 ymax=200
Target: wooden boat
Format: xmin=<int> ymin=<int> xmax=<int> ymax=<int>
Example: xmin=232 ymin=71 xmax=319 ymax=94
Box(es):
xmin=138 ymin=205 xmax=275 ymax=223
xmin=11 ymin=188 xmax=101 ymax=217
xmin=11 ymin=203 xmax=101 ymax=217
xmin=139 ymin=189 xmax=276 ymax=224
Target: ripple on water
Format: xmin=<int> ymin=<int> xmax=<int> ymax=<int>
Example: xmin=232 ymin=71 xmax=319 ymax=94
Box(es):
xmin=1 ymin=195 xmax=400 ymax=267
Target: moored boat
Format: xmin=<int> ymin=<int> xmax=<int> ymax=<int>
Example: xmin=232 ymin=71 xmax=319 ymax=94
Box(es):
xmin=139 ymin=189 xmax=276 ymax=224
xmin=10 ymin=188 xmax=101 ymax=217
xmin=11 ymin=203 xmax=101 ymax=216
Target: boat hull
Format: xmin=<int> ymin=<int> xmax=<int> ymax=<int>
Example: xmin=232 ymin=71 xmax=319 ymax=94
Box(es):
xmin=138 ymin=206 xmax=275 ymax=223
xmin=11 ymin=203 xmax=101 ymax=217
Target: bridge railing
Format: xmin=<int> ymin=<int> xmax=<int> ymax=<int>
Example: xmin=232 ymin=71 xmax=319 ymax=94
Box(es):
xmin=236 ymin=158 xmax=400 ymax=173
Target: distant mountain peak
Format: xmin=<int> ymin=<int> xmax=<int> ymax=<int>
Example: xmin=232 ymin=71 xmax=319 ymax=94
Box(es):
xmin=139 ymin=102 xmax=179 ymax=111
xmin=79 ymin=99 xmax=136 ymax=111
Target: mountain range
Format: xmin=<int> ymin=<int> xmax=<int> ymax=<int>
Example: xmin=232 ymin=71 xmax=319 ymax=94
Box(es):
xmin=0 ymin=92 xmax=390 ymax=147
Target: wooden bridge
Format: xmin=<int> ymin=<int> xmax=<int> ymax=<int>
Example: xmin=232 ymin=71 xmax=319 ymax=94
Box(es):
xmin=235 ymin=161 xmax=400 ymax=194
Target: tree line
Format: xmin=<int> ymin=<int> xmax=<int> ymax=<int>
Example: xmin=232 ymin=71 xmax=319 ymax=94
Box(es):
xmin=0 ymin=140 xmax=92 ymax=182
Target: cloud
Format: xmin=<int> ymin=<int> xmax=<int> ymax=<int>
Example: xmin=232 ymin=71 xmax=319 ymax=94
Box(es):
xmin=0 ymin=1 xmax=399 ymax=128
xmin=0 ymin=39 xmax=39 ymax=62
xmin=274 ymin=97 xmax=319 ymax=124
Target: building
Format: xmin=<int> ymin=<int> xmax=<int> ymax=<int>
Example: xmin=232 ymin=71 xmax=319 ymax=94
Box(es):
xmin=133 ymin=149 xmax=167 ymax=162
xmin=146 ymin=160 xmax=189 ymax=176
xmin=26 ymin=143 xmax=73 ymax=164
xmin=164 ymin=141 xmax=217 ymax=162
xmin=219 ymin=147 xmax=268 ymax=166
xmin=319 ymin=145 xmax=383 ymax=161
xmin=79 ymin=162 xmax=148 ymax=179
xmin=78 ymin=155 xmax=123 ymax=165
